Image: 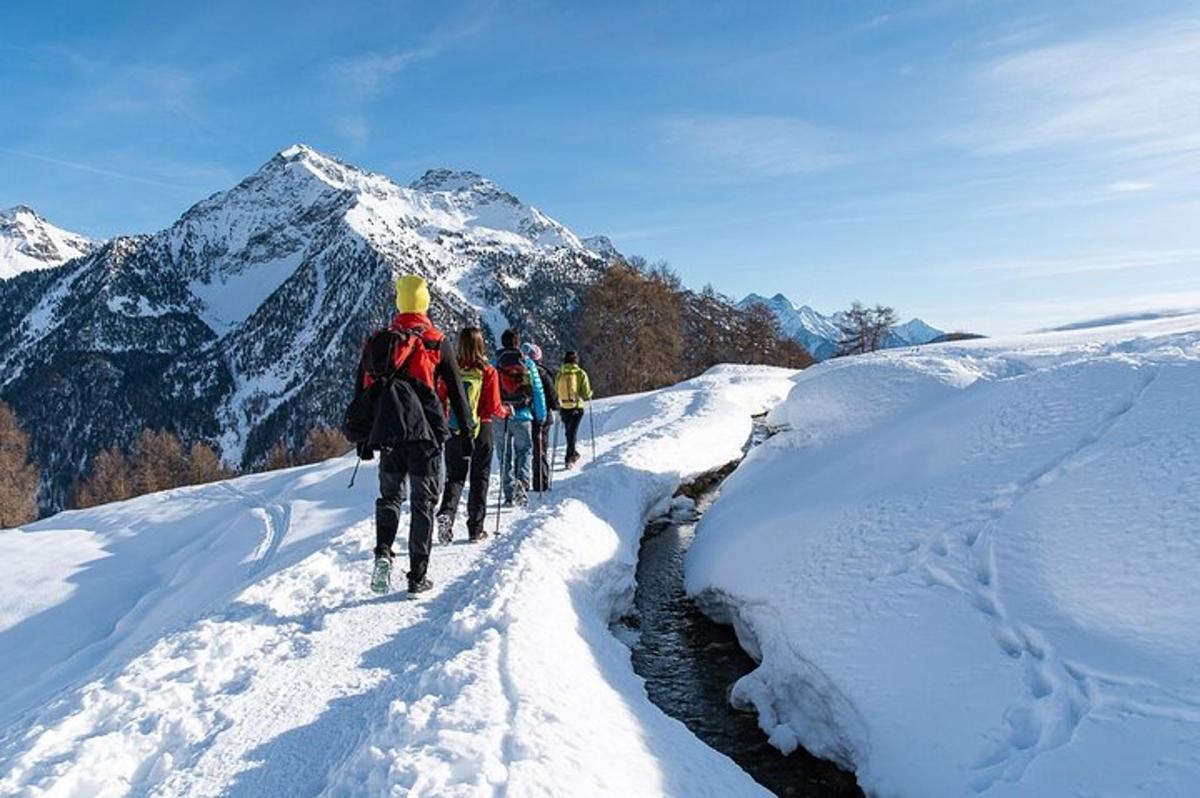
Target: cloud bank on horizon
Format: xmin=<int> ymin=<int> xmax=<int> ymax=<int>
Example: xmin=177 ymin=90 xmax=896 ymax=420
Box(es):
xmin=1 ymin=0 xmax=1197 ymax=335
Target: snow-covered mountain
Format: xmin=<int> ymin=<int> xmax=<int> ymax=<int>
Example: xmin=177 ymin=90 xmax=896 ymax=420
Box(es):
xmin=0 ymin=144 xmax=620 ymax=508
xmin=0 ymin=205 xmax=95 ymax=279
xmin=738 ymin=292 xmax=944 ymax=359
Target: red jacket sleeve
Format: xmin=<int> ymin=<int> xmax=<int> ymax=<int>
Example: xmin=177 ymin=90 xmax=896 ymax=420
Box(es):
xmin=477 ymin=365 xmax=508 ymax=421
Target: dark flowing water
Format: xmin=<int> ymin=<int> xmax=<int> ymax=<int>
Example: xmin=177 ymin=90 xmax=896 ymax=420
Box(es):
xmin=621 ymin=427 xmax=863 ymax=797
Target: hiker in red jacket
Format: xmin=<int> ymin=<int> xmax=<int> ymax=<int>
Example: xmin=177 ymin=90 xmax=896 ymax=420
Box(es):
xmin=435 ymin=326 xmax=509 ymax=543
xmin=362 ymin=275 xmax=473 ymax=595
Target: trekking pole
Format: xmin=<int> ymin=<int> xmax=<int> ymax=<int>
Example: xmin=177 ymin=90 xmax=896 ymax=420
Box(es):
xmin=347 ymin=453 xmax=362 ymax=488
xmin=588 ymin=403 xmax=597 ymax=464
xmin=550 ymin=419 xmax=560 ymax=486
xmin=495 ymin=417 xmax=509 ymax=536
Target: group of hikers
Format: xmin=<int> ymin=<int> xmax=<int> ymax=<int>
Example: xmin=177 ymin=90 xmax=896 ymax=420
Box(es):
xmin=346 ymin=275 xmax=594 ymax=595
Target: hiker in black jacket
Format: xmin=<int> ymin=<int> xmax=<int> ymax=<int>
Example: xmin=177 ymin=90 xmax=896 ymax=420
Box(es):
xmin=359 ymin=275 xmax=473 ymax=596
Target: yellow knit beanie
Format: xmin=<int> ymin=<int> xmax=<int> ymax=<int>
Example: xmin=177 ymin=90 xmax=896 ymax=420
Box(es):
xmin=395 ymin=275 xmax=430 ymax=313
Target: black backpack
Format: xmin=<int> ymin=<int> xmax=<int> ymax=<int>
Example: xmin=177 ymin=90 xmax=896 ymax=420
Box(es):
xmin=343 ymin=327 xmax=449 ymax=449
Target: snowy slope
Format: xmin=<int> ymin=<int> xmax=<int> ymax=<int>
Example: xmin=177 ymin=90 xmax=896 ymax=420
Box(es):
xmin=0 ymin=366 xmax=796 ymax=797
xmin=738 ymin=293 xmax=944 ymax=360
xmin=686 ymin=314 xmax=1200 ymax=796
xmin=0 ymin=206 xmax=94 ymax=279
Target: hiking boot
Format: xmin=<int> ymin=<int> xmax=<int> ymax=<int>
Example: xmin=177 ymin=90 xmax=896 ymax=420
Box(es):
xmin=370 ymin=556 xmax=392 ymax=594
xmin=514 ymin=480 xmax=529 ymax=507
xmin=407 ymin=573 xmax=434 ymax=594
xmin=436 ymin=513 xmax=454 ymax=545
xmin=468 ymin=529 xmax=490 ymax=543
xmin=503 ymin=495 xmax=514 ymax=508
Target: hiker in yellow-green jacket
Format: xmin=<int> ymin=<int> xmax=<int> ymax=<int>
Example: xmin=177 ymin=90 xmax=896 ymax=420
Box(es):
xmin=555 ymin=351 xmax=593 ymax=468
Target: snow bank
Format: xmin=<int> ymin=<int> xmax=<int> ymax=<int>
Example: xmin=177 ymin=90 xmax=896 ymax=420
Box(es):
xmin=686 ymin=314 xmax=1200 ymax=796
xmin=0 ymin=365 xmax=795 ymax=797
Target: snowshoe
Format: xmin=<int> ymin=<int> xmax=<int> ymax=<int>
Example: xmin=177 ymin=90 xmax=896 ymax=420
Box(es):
xmin=370 ymin=556 xmax=392 ymax=594
xmin=437 ymin=513 xmax=455 ymax=545
xmin=407 ymin=574 xmax=434 ymax=594
xmin=514 ymin=480 xmax=529 ymax=507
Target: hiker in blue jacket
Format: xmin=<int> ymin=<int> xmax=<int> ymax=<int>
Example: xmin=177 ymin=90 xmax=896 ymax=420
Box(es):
xmin=493 ymin=328 xmax=546 ymax=506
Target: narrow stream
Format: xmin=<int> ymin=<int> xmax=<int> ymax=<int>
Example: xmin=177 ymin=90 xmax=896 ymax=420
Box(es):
xmin=618 ymin=422 xmax=863 ymax=797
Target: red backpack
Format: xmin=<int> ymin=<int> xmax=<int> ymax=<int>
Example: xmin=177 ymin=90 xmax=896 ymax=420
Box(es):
xmin=496 ymin=349 xmax=532 ymax=411
xmin=361 ymin=327 xmax=424 ymax=387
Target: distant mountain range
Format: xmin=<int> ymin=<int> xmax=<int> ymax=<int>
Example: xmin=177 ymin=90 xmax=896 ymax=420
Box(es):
xmin=737 ymin=292 xmax=944 ymax=360
xmin=0 ymin=206 xmax=96 ymax=280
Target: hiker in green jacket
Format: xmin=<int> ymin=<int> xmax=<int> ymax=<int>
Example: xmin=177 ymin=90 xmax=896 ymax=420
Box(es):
xmin=555 ymin=351 xmax=593 ymax=468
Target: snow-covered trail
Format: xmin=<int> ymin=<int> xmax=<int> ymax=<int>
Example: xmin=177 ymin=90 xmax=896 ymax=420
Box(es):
xmin=0 ymin=365 xmax=796 ymax=797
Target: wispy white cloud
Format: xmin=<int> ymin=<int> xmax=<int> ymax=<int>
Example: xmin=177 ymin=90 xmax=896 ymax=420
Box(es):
xmin=329 ymin=51 xmax=425 ymax=104
xmin=973 ymin=19 xmax=1053 ymax=52
xmin=1107 ymin=179 xmax=1156 ymax=193
xmin=324 ymin=3 xmax=497 ymax=148
xmin=963 ymin=248 xmax=1200 ymax=278
xmin=657 ymin=115 xmax=849 ymax=178
xmin=965 ymin=16 xmax=1200 ymax=163
xmin=0 ymin=147 xmax=180 ymax=189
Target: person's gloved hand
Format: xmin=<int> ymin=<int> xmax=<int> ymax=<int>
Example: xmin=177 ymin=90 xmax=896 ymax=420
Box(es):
xmin=458 ymin=433 xmax=475 ymax=459
xmin=356 ymin=442 xmax=375 ymax=461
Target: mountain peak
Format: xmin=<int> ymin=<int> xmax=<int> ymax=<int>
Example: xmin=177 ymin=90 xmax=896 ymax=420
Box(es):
xmin=739 ymin=292 xmax=796 ymax=312
xmin=2 ymin=204 xmax=38 ymax=219
xmin=278 ymin=143 xmax=316 ymax=159
xmin=274 ymin=143 xmax=345 ymax=168
xmin=1 ymin=205 xmax=95 ymax=280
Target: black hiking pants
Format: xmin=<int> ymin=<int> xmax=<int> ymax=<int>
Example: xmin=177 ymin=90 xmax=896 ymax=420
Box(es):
xmin=531 ymin=414 xmax=553 ymax=491
xmin=375 ymin=442 xmax=442 ymax=580
xmin=561 ymin=408 xmax=584 ymax=461
xmin=438 ymin=423 xmax=494 ymax=538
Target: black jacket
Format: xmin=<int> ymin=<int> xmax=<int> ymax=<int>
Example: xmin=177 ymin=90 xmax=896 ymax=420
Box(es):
xmin=535 ymin=364 xmax=559 ymax=412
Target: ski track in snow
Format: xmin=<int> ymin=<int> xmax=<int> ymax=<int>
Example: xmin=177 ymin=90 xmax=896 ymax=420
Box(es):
xmin=219 ymin=483 xmax=292 ymax=577
xmin=0 ymin=366 xmax=793 ymax=798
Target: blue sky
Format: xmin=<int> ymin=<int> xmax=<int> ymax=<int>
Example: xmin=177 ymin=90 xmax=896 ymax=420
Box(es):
xmin=3 ymin=0 xmax=1199 ymax=334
